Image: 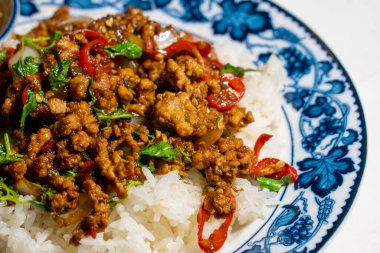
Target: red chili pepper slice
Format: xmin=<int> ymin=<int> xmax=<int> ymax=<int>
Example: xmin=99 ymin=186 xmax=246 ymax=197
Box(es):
xmin=251 ymin=134 xmax=298 ymax=182
xmin=162 ymin=40 xmax=196 ymax=57
xmin=80 ymin=161 xmax=95 ymax=173
xmin=145 ymin=35 xmax=155 ymax=53
xmin=207 ymin=73 xmax=246 ymax=111
xmin=79 ymin=38 xmax=108 ymax=76
xmin=252 ymin=133 xmax=273 ymax=164
xmin=21 ymin=84 xmax=30 ymax=105
xmin=40 ymin=138 xmax=56 ymax=153
xmin=196 ymin=41 xmax=212 ymax=57
xmin=72 ymin=29 xmax=107 ymax=41
xmin=197 ymin=195 xmax=236 ymax=253
xmin=149 ymin=40 xmax=212 ymax=59
xmin=6 ymin=48 xmax=16 ymax=56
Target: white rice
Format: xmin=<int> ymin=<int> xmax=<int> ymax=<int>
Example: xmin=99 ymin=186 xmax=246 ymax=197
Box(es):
xmin=0 ymin=41 xmax=287 ymax=253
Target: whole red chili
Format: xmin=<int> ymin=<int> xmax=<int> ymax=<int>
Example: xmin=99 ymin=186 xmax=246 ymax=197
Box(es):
xmin=207 ymin=73 xmax=246 ymax=111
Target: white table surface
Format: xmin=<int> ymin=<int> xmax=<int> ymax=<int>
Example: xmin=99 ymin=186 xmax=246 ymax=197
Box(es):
xmin=271 ymin=1 xmax=380 ymax=252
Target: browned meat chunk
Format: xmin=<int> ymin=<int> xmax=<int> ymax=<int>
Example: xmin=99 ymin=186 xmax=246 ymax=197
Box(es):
xmin=56 ymin=35 xmax=80 ymax=61
xmin=27 ymin=128 xmax=53 ymax=160
xmin=69 ymin=75 xmax=90 ymax=100
xmin=48 ymin=98 xmax=67 ymax=115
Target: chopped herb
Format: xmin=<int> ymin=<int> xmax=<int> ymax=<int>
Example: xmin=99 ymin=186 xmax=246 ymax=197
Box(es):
xmin=256 ymin=174 xmax=292 ymax=192
xmin=38 ymin=90 xmax=48 ymax=104
xmin=22 ymin=31 xmax=62 ymax=53
xmin=178 ymin=149 xmax=192 ymax=163
xmin=0 ymin=49 xmax=7 ymax=61
xmin=105 ymin=40 xmax=143 ymax=59
xmin=0 ymin=177 xmax=22 ymax=204
xmin=148 ymin=134 xmax=155 ymax=140
xmin=94 ymin=108 xmax=132 ymax=127
xmin=220 ymin=63 xmax=258 ymax=78
xmin=88 ymin=79 xmax=97 ymax=105
xmin=0 ymin=133 xmax=24 ymax=166
xmin=139 ymin=141 xmax=178 ymax=162
xmin=137 ymin=159 xmax=156 ymax=173
xmin=124 ymin=179 xmax=143 ymax=191
xmin=132 ymin=131 xmax=140 ymax=140
xmin=120 ymin=146 xmax=131 ymax=156
xmin=108 ymin=197 xmax=120 ymax=210
xmin=12 ymin=56 xmax=41 ymax=76
xmin=29 ymin=188 xmax=57 ymax=211
xmin=185 ymin=112 xmax=190 ymax=121
xmin=214 ymin=117 xmax=222 ymax=125
xmin=0 ymin=177 xmax=55 ymax=211
xmin=20 ymin=89 xmax=38 ymax=131
xmin=64 ymin=169 xmax=77 ymax=178
xmin=203 ymin=183 xmax=211 ymax=193
xmin=49 ymin=59 xmax=71 ymax=91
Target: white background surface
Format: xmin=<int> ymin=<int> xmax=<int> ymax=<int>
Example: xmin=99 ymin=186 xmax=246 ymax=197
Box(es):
xmin=271 ymin=0 xmax=380 ymax=252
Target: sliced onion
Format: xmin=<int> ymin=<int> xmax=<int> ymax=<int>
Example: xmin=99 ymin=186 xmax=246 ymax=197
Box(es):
xmin=196 ymin=128 xmax=224 ymax=148
xmin=52 ymin=193 xmax=93 ymax=227
xmin=57 ymin=16 xmax=93 ymax=28
xmin=154 ymin=29 xmax=178 ymax=50
xmin=14 ymin=178 xmax=42 ymax=197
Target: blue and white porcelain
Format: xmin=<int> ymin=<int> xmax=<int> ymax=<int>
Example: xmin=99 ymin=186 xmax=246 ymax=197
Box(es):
xmin=0 ymin=0 xmax=19 ymax=44
xmin=15 ymin=1 xmax=367 ymax=252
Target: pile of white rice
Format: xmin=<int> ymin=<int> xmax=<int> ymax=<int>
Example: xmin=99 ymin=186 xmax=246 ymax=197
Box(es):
xmin=0 ymin=41 xmax=287 ymax=253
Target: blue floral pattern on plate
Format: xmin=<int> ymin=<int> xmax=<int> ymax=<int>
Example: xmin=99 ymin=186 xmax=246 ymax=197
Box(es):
xmin=17 ymin=1 xmax=367 ymax=252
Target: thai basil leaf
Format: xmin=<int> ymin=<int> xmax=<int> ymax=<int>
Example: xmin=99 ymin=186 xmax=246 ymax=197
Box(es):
xmin=178 ymin=149 xmax=192 ymax=163
xmin=139 ymin=141 xmax=178 ymax=162
xmin=22 ymin=31 xmax=62 ymax=53
xmin=94 ymin=108 xmax=132 ymax=127
xmin=0 ymin=134 xmax=24 ymax=166
xmin=12 ymin=56 xmax=41 ymax=76
xmin=49 ymin=59 xmax=71 ymax=91
xmin=105 ymin=40 xmax=143 ymax=59
xmin=20 ymin=89 xmax=38 ymax=131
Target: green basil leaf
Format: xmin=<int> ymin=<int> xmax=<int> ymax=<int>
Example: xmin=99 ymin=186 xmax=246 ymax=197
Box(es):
xmin=49 ymin=59 xmax=71 ymax=91
xmin=139 ymin=141 xmax=178 ymax=162
xmin=178 ymin=149 xmax=192 ymax=163
xmin=64 ymin=170 xmax=77 ymax=178
xmin=88 ymin=78 xmax=97 ymax=105
xmin=0 ymin=177 xmax=21 ymax=203
xmin=94 ymin=108 xmax=132 ymax=127
xmin=0 ymin=134 xmax=24 ymax=165
xmin=12 ymin=56 xmax=41 ymax=76
xmin=214 ymin=117 xmax=222 ymax=125
xmin=220 ymin=63 xmax=258 ymax=78
xmin=105 ymin=40 xmax=142 ymax=59
xmin=23 ymin=31 xmax=62 ymax=53
xmin=20 ymin=89 xmax=38 ymax=131
xmin=137 ymin=159 xmax=156 ymax=172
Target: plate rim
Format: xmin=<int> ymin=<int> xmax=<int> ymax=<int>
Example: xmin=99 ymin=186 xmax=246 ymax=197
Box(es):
xmin=247 ymin=1 xmax=368 ymax=252
xmin=13 ymin=1 xmax=368 ymax=252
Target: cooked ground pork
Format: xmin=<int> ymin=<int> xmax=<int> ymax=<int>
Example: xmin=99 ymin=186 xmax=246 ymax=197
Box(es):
xmin=0 ymin=6 xmax=265 ymax=244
